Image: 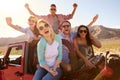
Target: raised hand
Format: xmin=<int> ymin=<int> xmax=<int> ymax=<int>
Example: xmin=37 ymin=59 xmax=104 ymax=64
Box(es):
xmin=6 ymin=17 xmax=12 ymax=25
xmin=25 ymin=3 xmax=29 ymax=9
xmin=93 ymin=14 xmax=99 ymax=22
xmin=73 ymin=3 xmax=78 ymax=8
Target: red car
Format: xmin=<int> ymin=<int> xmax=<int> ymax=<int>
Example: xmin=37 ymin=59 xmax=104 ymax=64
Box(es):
xmin=0 ymin=41 xmax=33 ymax=80
xmin=0 ymin=41 xmax=108 ymax=80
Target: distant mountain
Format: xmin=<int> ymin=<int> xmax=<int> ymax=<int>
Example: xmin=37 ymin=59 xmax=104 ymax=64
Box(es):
xmin=0 ymin=35 xmax=27 ymax=46
xmin=0 ymin=25 xmax=120 ymax=46
xmin=72 ymin=25 xmax=120 ymax=39
xmin=91 ymin=25 xmax=120 ymax=39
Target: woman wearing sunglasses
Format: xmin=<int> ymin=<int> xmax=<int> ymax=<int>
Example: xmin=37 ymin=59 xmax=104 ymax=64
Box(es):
xmin=33 ymin=20 xmax=62 ymax=80
xmin=73 ymin=25 xmax=101 ymax=70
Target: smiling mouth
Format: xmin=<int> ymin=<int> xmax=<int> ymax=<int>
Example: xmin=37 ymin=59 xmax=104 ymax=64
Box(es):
xmin=65 ymin=30 xmax=69 ymax=31
xmin=45 ymin=31 xmax=49 ymax=34
xmin=30 ymin=24 xmax=33 ymax=26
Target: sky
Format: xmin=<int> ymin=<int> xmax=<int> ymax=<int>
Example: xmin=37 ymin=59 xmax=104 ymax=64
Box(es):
xmin=0 ymin=0 xmax=120 ymax=38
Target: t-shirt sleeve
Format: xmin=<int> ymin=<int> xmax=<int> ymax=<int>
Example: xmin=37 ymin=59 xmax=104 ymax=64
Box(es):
xmin=62 ymin=14 xmax=72 ymax=20
xmin=37 ymin=38 xmax=46 ymax=67
xmin=37 ymin=15 xmax=48 ymax=20
xmin=17 ymin=26 xmax=27 ymax=33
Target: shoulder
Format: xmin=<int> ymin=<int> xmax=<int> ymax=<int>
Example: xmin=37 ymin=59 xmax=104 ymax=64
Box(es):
xmin=24 ymin=27 xmax=30 ymax=30
xmin=71 ymin=32 xmax=77 ymax=37
xmin=71 ymin=32 xmax=76 ymax=35
xmin=54 ymin=35 xmax=62 ymax=43
xmin=19 ymin=27 xmax=29 ymax=30
xmin=38 ymin=37 xmax=46 ymax=46
xmin=58 ymin=33 xmax=64 ymax=38
xmin=56 ymin=14 xmax=65 ymax=17
xmin=55 ymin=34 xmax=61 ymax=40
xmin=17 ymin=26 xmax=28 ymax=32
xmin=47 ymin=14 xmax=50 ymax=16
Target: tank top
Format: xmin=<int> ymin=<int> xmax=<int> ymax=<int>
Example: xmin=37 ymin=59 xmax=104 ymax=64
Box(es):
xmin=78 ymin=44 xmax=93 ymax=59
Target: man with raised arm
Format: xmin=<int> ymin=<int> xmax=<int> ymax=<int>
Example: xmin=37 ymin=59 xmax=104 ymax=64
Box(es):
xmin=25 ymin=3 xmax=78 ymax=34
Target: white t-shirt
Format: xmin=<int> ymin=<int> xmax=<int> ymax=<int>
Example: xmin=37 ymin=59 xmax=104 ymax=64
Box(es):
xmin=45 ymin=40 xmax=59 ymax=67
xmin=17 ymin=27 xmax=35 ymax=41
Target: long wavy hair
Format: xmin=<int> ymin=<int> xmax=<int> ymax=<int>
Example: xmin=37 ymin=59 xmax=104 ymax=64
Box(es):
xmin=76 ymin=25 xmax=92 ymax=46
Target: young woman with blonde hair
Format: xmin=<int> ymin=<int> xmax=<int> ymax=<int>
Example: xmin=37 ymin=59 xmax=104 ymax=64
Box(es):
xmin=33 ymin=20 xmax=62 ymax=80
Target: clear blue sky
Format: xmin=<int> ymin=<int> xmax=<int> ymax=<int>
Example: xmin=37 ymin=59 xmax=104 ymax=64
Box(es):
xmin=0 ymin=0 xmax=120 ymax=38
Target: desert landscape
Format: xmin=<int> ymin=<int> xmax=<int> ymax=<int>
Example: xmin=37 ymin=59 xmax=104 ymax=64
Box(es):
xmin=0 ymin=25 xmax=120 ymax=56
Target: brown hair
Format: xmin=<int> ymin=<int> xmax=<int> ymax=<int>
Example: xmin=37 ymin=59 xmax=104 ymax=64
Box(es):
xmin=77 ymin=25 xmax=92 ymax=46
xmin=50 ymin=4 xmax=56 ymax=7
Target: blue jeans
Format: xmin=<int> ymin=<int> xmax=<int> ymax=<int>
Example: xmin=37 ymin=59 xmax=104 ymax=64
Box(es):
xmin=33 ymin=67 xmax=62 ymax=80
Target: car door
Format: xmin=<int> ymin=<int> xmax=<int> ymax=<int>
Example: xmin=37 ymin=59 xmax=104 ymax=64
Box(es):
xmin=1 ymin=42 xmax=26 ymax=80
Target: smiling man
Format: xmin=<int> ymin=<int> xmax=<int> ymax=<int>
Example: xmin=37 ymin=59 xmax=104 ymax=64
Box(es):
xmin=25 ymin=3 xmax=78 ymax=34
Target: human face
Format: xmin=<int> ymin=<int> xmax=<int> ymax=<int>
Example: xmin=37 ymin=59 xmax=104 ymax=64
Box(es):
xmin=62 ymin=22 xmax=71 ymax=35
xmin=37 ymin=22 xmax=51 ymax=36
xmin=50 ymin=6 xmax=56 ymax=15
xmin=79 ymin=27 xmax=87 ymax=38
xmin=28 ymin=17 xmax=36 ymax=28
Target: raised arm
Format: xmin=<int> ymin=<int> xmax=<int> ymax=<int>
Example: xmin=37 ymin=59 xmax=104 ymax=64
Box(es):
xmin=90 ymin=33 xmax=102 ymax=48
xmin=25 ymin=3 xmax=40 ymax=18
xmin=70 ymin=3 xmax=78 ymax=18
xmin=6 ymin=17 xmax=21 ymax=30
xmin=87 ymin=14 xmax=99 ymax=28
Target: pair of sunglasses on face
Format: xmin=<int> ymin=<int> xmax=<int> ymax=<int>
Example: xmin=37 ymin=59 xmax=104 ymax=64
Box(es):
xmin=50 ymin=8 xmax=56 ymax=11
xmin=39 ymin=23 xmax=49 ymax=30
xmin=79 ymin=30 xmax=87 ymax=33
xmin=62 ymin=25 xmax=70 ymax=28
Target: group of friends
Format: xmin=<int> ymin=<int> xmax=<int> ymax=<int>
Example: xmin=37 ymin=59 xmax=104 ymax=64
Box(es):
xmin=6 ymin=3 xmax=102 ymax=80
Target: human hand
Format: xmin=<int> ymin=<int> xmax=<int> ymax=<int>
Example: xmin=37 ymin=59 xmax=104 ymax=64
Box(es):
xmin=73 ymin=3 xmax=78 ymax=8
xmin=53 ymin=65 xmax=59 ymax=71
xmin=85 ymin=59 xmax=96 ymax=69
xmin=49 ymin=68 xmax=58 ymax=76
xmin=93 ymin=14 xmax=99 ymax=22
xmin=25 ymin=3 xmax=29 ymax=9
xmin=6 ymin=17 xmax=12 ymax=25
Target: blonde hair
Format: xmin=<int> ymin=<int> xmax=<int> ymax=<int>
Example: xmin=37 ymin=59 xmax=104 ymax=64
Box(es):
xmin=37 ymin=19 xmax=56 ymax=39
xmin=28 ymin=16 xmax=39 ymax=36
xmin=28 ymin=16 xmax=38 ymax=23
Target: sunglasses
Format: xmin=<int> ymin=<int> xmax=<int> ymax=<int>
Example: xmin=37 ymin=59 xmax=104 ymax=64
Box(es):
xmin=39 ymin=23 xmax=49 ymax=30
xmin=79 ymin=30 xmax=87 ymax=33
xmin=62 ymin=25 xmax=70 ymax=28
xmin=50 ymin=8 xmax=56 ymax=11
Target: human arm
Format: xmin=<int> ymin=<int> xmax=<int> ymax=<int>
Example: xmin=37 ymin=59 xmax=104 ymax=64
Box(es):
xmin=70 ymin=3 xmax=78 ymax=18
xmin=62 ymin=3 xmax=78 ymax=20
xmin=87 ymin=14 xmax=99 ymax=28
xmin=73 ymin=38 xmax=95 ymax=69
xmin=25 ymin=3 xmax=48 ymax=20
xmin=37 ymin=38 xmax=57 ymax=76
xmin=90 ymin=33 xmax=102 ymax=48
xmin=25 ymin=3 xmax=40 ymax=18
xmin=37 ymin=38 xmax=50 ymax=71
xmin=6 ymin=17 xmax=21 ymax=30
xmin=53 ymin=35 xmax=62 ymax=71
